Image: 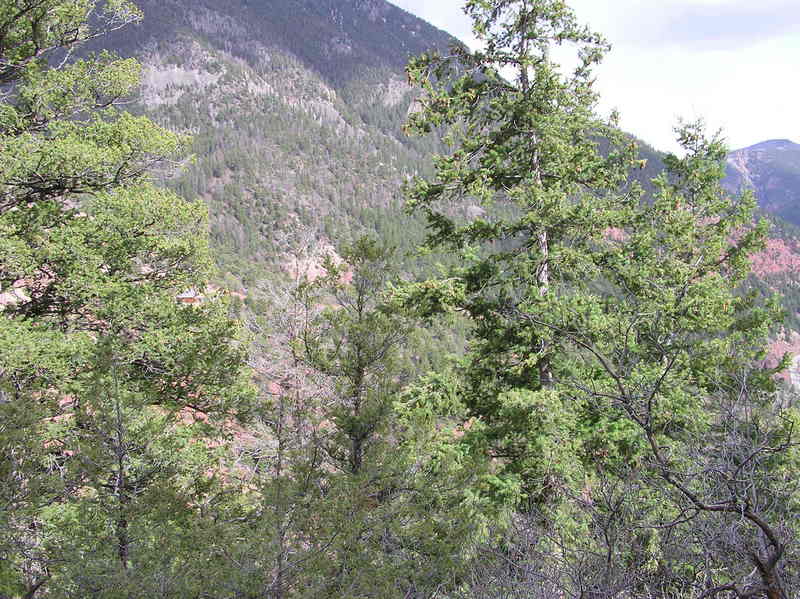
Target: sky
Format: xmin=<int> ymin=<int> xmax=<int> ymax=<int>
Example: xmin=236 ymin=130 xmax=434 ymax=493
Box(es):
xmin=391 ymin=0 xmax=800 ymax=154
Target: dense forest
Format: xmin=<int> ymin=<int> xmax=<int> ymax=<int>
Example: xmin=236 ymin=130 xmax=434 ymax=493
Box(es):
xmin=1 ymin=1 xmax=798 ymax=598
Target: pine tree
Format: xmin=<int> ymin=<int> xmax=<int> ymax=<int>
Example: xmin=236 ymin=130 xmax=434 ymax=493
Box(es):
xmin=404 ymin=1 xmax=798 ymax=596
xmin=0 ymin=2 xmax=252 ymax=596
xmin=404 ymin=0 xmax=637 ymax=505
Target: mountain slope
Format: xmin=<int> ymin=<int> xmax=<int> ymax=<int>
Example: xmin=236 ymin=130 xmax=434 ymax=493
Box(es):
xmin=89 ymin=0 xmax=457 ymax=286
xmin=94 ymin=1 xmax=800 ymax=327
xmin=107 ymin=0 xmax=456 ymax=88
xmin=725 ymin=139 xmax=800 ymax=225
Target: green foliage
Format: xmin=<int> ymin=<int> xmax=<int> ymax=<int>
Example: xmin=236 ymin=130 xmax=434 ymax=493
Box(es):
xmin=404 ymin=0 xmax=640 ymax=504
xmin=3 ymin=0 xmax=797 ymax=597
xmin=404 ymin=1 xmax=797 ymax=596
xmin=208 ymin=236 xmax=484 ymax=599
xmin=552 ymin=126 xmax=794 ymax=595
xmin=0 ymin=2 xmax=252 ymax=596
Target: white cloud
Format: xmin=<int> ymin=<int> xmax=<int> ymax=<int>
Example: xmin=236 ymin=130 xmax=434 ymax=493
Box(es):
xmin=585 ymin=0 xmax=800 ymax=49
xmin=390 ymin=0 xmax=800 ymax=153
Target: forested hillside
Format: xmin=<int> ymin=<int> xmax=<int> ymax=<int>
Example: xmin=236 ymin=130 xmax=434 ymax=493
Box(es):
xmin=92 ymin=0 xmax=800 ymax=330
xmin=2 ymin=1 xmax=799 ymax=598
xmin=87 ymin=0 xmax=457 ymax=286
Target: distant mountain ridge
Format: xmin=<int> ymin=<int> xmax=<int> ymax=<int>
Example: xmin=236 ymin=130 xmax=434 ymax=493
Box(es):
xmin=719 ymin=138 xmax=800 ymax=334
xmin=98 ymin=0 xmax=456 ymax=87
xmin=725 ymin=138 xmax=800 ymax=225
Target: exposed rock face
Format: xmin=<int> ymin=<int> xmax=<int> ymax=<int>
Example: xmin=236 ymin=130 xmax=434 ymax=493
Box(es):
xmin=750 ymin=238 xmax=800 ymax=278
xmin=764 ymin=331 xmax=800 ymax=389
xmin=724 ymin=139 xmax=800 ymax=225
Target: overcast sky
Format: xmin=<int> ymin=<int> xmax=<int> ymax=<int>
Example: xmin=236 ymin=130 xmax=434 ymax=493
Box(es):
xmin=391 ymin=0 xmax=800 ymax=154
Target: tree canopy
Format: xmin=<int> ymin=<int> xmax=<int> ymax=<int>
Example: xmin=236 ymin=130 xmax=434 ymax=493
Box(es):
xmin=0 ymin=2 xmax=251 ymax=596
xmin=1 ymin=1 xmax=798 ymax=598
xmin=403 ymin=1 xmax=799 ymax=597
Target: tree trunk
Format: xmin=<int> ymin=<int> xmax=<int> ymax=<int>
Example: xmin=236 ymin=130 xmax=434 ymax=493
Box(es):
xmin=537 ymin=229 xmax=552 ymax=387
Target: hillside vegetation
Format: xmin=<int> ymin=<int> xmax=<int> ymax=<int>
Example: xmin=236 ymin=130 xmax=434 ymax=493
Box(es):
xmin=2 ymin=1 xmax=799 ymax=598
xmin=85 ymin=0 xmax=456 ymax=285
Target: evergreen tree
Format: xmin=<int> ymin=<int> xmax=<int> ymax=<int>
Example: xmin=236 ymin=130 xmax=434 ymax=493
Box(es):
xmin=404 ymin=0 xmax=637 ymax=505
xmin=404 ymin=1 xmax=798 ymax=596
xmin=226 ymin=236 xmax=484 ymax=599
xmin=0 ymin=2 xmax=251 ymax=596
xmin=566 ymin=125 xmax=796 ymax=598
xmin=298 ymin=237 xmax=483 ymax=598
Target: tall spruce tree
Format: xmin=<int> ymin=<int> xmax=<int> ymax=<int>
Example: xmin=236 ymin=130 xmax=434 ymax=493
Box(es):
xmin=0 ymin=2 xmax=251 ymax=597
xmin=404 ymin=1 xmax=798 ymax=596
xmin=404 ymin=0 xmax=637 ymax=505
